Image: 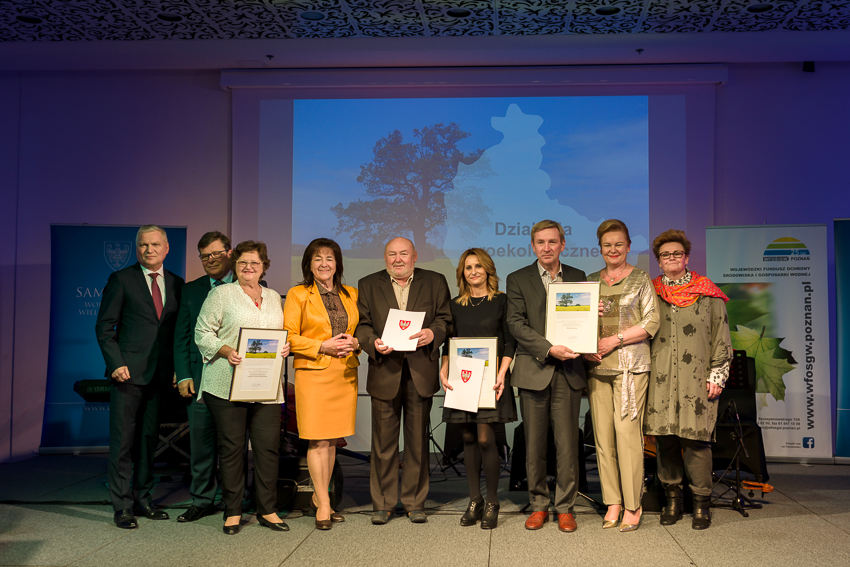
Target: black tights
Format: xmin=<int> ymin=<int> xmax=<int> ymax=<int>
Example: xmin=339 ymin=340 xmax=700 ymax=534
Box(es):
xmin=461 ymin=422 xmax=501 ymax=504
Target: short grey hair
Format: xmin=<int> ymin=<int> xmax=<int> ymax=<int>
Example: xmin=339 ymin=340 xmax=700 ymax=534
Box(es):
xmin=136 ymin=225 xmax=168 ymax=246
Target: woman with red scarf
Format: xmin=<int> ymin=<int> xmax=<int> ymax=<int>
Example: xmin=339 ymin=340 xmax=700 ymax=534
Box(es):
xmin=645 ymin=229 xmax=732 ymax=530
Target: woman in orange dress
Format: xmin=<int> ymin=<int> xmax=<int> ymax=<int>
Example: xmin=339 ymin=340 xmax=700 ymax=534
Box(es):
xmin=283 ymin=238 xmax=360 ymax=530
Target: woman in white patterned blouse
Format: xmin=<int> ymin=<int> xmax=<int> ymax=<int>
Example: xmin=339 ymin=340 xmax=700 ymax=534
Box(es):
xmin=195 ymin=240 xmax=291 ymax=535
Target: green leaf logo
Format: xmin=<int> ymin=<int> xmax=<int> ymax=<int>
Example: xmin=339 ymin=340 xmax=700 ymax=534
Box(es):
xmin=730 ymin=325 xmax=796 ymax=402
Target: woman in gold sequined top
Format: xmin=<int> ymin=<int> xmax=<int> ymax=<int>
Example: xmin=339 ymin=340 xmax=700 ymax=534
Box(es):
xmin=284 ymin=238 xmax=360 ymax=530
xmin=583 ymin=220 xmax=659 ymax=532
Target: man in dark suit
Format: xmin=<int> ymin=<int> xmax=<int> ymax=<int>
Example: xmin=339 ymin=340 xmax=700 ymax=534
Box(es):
xmin=95 ymin=225 xmax=184 ymax=529
xmin=173 ymin=231 xmax=233 ymax=522
xmin=506 ymin=220 xmax=587 ymax=533
xmin=355 ymin=237 xmax=452 ymax=524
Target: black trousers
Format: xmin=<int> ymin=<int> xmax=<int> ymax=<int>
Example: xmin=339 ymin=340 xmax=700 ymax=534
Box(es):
xmin=205 ymin=394 xmax=281 ymax=517
xmin=187 ymin=395 xmax=218 ymax=508
xmin=108 ymin=380 xmax=160 ymax=511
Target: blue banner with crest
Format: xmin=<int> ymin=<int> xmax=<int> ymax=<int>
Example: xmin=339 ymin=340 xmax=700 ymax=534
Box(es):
xmin=41 ymin=225 xmax=186 ymax=451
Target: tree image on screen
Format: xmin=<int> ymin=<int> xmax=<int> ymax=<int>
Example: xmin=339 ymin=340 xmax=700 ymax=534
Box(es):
xmin=558 ymin=294 xmax=574 ymax=307
xmin=248 ymin=339 xmax=263 ymax=353
xmin=331 ymin=122 xmax=491 ymax=260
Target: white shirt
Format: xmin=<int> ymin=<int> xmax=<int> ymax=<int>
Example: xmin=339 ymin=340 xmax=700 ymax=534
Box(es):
xmin=195 ymin=283 xmax=285 ymax=404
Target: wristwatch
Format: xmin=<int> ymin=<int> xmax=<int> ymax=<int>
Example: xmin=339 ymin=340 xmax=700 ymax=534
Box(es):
xmin=617 ymin=333 xmax=624 ymax=348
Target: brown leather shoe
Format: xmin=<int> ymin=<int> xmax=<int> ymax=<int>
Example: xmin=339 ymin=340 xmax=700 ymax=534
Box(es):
xmin=558 ymin=513 xmax=577 ymax=532
xmin=525 ymin=511 xmax=549 ymax=530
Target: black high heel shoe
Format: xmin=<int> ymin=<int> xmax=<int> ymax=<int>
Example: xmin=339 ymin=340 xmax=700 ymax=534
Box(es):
xmin=311 ymin=497 xmax=345 ymax=523
xmin=257 ymin=515 xmax=290 ymax=532
xmin=460 ymin=499 xmax=484 ymax=527
xmin=223 ymin=516 xmax=242 ymax=535
xmin=480 ymin=502 xmax=500 ymax=530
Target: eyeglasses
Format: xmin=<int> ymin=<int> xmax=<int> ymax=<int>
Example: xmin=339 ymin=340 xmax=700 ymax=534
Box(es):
xmin=199 ymin=250 xmax=228 ymax=262
xmin=659 ymin=251 xmax=686 ymax=260
xmin=236 ymin=261 xmax=262 ymax=269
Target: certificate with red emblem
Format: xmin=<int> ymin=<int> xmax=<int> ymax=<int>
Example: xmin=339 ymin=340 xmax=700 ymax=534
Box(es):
xmin=444 ymin=354 xmax=486 ymax=412
xmin=381 ymin=308 xmax=426 ymax=351
xmin=446 ymin=337 xmax=499 ymax=409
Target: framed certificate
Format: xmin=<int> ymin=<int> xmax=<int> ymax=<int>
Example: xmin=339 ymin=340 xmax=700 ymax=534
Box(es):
xmin=448 ymin=337 xmax=499 ymax=410
xmin=229 ymin=328 xmax=288 ymax=402
xmin=544 ymin=282 xmax=600 ymax=354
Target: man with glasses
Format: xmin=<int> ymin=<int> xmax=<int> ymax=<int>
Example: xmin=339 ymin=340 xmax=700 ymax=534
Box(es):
xmin=173 ymin=231 xmax=233 ymax=522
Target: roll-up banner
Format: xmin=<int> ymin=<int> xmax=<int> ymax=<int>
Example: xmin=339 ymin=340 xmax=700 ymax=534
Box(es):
xmin=706 ymin=224 xmax=831 ymax=461
xmin=41 ymin=225 xmax=186 ymax=452
xmin=835 ymin=219 xmax=850 ymax=459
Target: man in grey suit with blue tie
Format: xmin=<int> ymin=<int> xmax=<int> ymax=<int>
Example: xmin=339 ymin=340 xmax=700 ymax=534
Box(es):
xmin=506 ymin=220 xmax=587 ymax=533
xmin=96 ymin=225 xmax=184 ymax=529
xmin=173 ymin=231 xmax=233 ymax=522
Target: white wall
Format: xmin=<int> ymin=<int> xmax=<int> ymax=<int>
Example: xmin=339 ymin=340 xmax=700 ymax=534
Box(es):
xmin=714 ymin=62 xmax=850 ymax=434
xmin=1 ymin=62 xmax=849 ymax=461
xmin=0 ymin=70 xmax=230 ymax=461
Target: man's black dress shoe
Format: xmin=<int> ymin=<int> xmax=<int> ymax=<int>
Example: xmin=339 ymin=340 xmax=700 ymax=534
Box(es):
xmin=135 ymin=504 xmax=169 ymax=520
xmin=177 ymin=505 xmax=215 ymax=523
xmin=114 ymin=510 xmax=138 ymax=529
xmin=257 ymin=515 xmax=290 ymax=532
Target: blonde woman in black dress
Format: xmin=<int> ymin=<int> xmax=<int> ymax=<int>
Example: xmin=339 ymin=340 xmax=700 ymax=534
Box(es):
xmin=440 ymin=248 xmax=517 ymax=529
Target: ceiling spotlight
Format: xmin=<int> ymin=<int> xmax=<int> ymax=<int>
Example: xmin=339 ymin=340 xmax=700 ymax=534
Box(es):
xmin=156 ymin=13 xmax=183 ymax=22
xmin=300 ymin=11 xmax=326 ymax=21
xmin=446 ymin=8 xmax=472 ymax=18
xmin=16 ymin=14 xmax=44 ymax=24
xmin=595 ymin=6 xmax=621 ymax=16
xmin=746 ymin=3 xmax=774 ymax=12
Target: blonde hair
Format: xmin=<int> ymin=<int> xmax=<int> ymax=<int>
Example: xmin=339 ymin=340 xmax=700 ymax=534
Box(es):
xmin=596 ymin=219 xmax=631 ymax=246
xmin=455 ymin=248 xmax=501 ymax=306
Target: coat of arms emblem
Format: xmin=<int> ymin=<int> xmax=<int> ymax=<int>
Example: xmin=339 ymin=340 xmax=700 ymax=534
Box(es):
xmin=461 ymin=370 xmax=472 ymax=383
xmin=399 ymin=320 xmax=411 ymax=330
xmin=104 ymin=241 xmax=132 ymax=271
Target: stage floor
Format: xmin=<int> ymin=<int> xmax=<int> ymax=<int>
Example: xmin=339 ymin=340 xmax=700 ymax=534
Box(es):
xmin=1 ymin=453 xmax=849 ymax=566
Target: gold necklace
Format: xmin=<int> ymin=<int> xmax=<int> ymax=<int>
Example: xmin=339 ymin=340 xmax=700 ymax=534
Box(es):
xmin=605 ymin=264 xmax=628 ymax=283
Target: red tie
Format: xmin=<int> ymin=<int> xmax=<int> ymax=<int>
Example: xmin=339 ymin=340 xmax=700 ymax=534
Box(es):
xmin=150 ymin=273 xmax=163 ymax=319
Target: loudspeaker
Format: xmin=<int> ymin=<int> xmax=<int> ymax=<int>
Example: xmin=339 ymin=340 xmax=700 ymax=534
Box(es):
xmin=713 ymin=350 xmax=769 ymax=483
xmin=712 ymin=422 xmax=769 ymax=483
xmin=508 ymin=423 xmax=587 ymax=493
xmin=276 ymin=456 xmax=343 ymax=511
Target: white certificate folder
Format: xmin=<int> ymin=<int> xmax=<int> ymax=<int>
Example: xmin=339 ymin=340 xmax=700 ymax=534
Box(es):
xmin=381 ymin=308 xmax=425 ymax=351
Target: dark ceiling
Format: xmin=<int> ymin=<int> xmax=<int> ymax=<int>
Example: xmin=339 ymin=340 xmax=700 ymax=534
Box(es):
xmin=3 ymin=0 xmax=850 ymax=42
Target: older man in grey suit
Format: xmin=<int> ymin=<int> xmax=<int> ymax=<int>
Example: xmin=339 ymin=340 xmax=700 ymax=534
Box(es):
xmin=355 ymin=237 xmax=452 ymax=525
xmin=506 ymin=220 xmax=587 ymax=532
